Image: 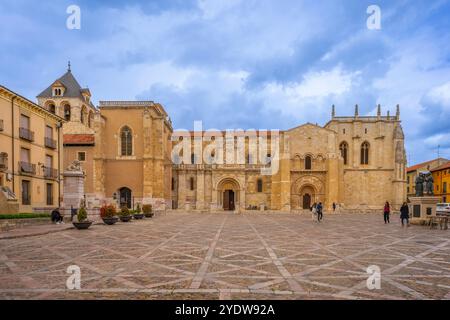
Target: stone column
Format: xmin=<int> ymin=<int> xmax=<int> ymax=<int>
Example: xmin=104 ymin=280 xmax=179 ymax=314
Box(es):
xmin=196 ymin=169 xmax=205 ymax=210
xmin=63 ymin=161 xmax=85 ymax=211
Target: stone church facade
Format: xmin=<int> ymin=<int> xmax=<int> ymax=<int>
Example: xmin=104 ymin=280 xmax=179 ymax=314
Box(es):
xmin=36 ymin=68 xmax=407 ymax=212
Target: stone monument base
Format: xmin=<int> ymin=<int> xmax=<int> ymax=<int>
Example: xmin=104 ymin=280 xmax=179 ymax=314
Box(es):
xmin=408 ymin=196 xmax=440 ymax=222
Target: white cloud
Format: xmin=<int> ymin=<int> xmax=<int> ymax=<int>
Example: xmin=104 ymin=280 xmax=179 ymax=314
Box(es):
xmin=427 ymin=82 xmax=450 ymax=110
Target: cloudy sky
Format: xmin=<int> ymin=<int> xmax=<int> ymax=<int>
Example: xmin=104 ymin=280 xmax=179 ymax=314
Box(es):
xmin=1 ymin=0 xmax=449 ymax=164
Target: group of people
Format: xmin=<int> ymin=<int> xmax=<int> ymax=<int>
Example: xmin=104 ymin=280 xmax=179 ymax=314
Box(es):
xmin=383 ymin=201 xmax=410 ymax=227
xmin=309 ymin=200 xmax=411 ymax=227
xmin=310 ymin=202 xmax=324 ymax=222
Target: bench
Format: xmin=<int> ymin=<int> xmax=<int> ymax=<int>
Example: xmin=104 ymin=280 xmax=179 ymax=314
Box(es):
xmin=428 ymin=216 xmax=448 ymax=230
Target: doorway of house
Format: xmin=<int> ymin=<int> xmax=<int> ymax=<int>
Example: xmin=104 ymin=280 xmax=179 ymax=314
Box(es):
xmin=223 ymin=190 xmax=235 ymax=211
xmin=119 ymin=187 xmax=132 ymax=208
xmin=302 ymin=193 xmax=311 ymax=209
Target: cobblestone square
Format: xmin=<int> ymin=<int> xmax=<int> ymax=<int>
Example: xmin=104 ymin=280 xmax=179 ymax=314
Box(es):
xmin=0 ymin=212 xmax=449 ymax=300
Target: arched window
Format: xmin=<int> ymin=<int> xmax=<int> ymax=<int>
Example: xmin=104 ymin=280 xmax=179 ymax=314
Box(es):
xmin=120 ymin=126 xmax=133 ymax=156
xmin=191 ymin=153 xmax=196 ymax=164
xmin=361 ymin=142 xmax=370 ymax=165
xmin=48 ymin=104 xmax=55 ymax=114
xmin=257 ymin=178 xmax=263 ymax=193
xmin=64 ymin=104 xmax=71 ymax=121
xmin=305 ymin=155 xmax=312 ymax=170
xmin=339 ymin=142 xmax=348 ymax=165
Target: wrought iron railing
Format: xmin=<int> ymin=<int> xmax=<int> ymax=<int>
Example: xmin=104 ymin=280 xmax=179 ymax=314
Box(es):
xmin=18 ymin=161 xmax=36 ymax=175
xmin=19 ymin=127 xmax=34 ymax=142
xmin=45 ymin=137 xmax=57 ymax=149
xmin=43 ymin=166 xmax=58 ymax=179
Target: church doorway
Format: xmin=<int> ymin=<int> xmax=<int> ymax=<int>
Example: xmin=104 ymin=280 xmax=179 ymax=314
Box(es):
xmin=302 ymin=193 xmax=311 ymax=209
xmin=119 ymin=187 xmax=132 ymax=208
xmin=223 ymin=190 xmax=235 ymax=211
xmin=217 ymin=178 xmax=240 ymax=211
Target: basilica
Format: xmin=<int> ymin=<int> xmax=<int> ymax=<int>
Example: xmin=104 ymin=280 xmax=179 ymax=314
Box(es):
xmin=35 ymin=68 xmax=407 ymax=212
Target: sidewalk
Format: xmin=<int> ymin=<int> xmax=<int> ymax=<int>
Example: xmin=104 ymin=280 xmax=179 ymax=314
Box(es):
xmin=0 ymin=223 xmax=73 ymax=240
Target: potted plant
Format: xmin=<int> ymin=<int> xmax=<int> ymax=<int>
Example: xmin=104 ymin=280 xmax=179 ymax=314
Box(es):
xmin=133 ymin=203 xmax=144 ymax=220
xmin=100 ymin=205 xmax=118 ymax=225
xmin=143 ymin=204 xmax=153 ymax=218
xmin=73 ymin=207 xmax=92 ymax=230
xmin=119 ymin=206 xmax=132 ymax=222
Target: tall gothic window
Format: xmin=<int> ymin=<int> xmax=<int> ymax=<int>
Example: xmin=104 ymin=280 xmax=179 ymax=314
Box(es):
xmin=339 ymin=142 xmax=348 ymax=165
xmin=305 ymin=155 xmax=312 ymax=170
xmin=121 ymin=126 xmax=132 ymax=156
xmin=361 ymin=142 xmax=370 ymax=165
xmin=257 ymin=178 xmax=263 ymax=193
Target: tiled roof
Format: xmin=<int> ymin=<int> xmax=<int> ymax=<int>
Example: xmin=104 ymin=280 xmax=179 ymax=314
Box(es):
xmin=431 ymin=161 xmax=450 ymax=172
xmin=37 ymin=70 xmax=96 ymax=109
xmin=407 ymin=158 xmax=449 ymax=172
xmin=63 ymin=134 xmax=95 ymax=145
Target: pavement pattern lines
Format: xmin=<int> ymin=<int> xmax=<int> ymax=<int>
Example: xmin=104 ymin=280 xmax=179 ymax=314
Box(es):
xmin=0 ymin=212 xmax=449 ymax=300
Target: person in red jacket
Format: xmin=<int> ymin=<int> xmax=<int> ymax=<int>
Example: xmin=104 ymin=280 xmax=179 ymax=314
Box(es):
xmin=383 ymin=201 xmax=390 ymax=224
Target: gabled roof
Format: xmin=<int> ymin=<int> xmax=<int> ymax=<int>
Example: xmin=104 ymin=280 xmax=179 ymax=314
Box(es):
xmin=431 ymin=161 xmax=450 ymax=172
xmin=407 ymin=158 xmax=449 ymax=173
xmin=286 ymin=122 xmax=336 ymax=134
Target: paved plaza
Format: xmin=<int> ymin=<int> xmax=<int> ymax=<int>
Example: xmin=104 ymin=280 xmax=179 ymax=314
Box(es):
xmin=0 ymin=212 xmax=449 ymax=300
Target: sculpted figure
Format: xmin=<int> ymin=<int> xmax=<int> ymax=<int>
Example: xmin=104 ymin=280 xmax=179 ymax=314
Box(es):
xmin=424 ymin=172 xmax=434 ymax=195
xmin=415 ymin=173 xmax=424 ymax=197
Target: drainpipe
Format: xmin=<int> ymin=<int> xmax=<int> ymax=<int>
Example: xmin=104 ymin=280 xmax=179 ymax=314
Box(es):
xmin=11 ymin=96 xmax=16 ymax=193
xmin=57 ymin=121 xmax=62 ymax=207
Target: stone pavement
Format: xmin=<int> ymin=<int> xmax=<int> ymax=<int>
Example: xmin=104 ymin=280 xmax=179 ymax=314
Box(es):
xmin=0 ymin=212 xmax=449 ymax=300
xmin=0 ymin=223 xmax=73 ymax=240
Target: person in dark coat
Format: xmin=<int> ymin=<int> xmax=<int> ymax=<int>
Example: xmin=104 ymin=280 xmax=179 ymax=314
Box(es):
xmin=51 ymin=208 xmax=64 ymax=224
xmin=317 ymin=202 xmax=323 ymax=222
xmin=383 ymin=201 xmax=390 ymax=224
xmin=400 ymin=202 xmax=409 ymax=227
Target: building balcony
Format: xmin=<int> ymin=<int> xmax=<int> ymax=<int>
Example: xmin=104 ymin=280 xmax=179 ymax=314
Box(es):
xmin=18 ymin=161 xmax=36 ymax=175
xmin=43 ymin=166 xmax=58 ymax=180
xmin=19 ymin=127 xmax=34 ymax=142
xmin=45 ymin=137 xmax=57 ymax=149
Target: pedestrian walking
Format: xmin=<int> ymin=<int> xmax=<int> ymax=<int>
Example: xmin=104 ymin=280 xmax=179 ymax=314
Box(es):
xmin=383 ymin=201 xmax=390 ymax=224
xmin=311 ymin=202 xmax=317 ymax=221
xmin=332 ymin=202 xmax=336 ymax=212
xmin=400 ymin=202 xmax=409 ymax=227
xmin=317 ymin=202 xmax=323 ymax=222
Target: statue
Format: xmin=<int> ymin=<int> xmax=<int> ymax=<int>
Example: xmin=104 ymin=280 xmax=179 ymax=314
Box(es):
xmin=66 ymin=160 xmax=82 ymax=172
xmin=415 ymin=171 xmax=434 ymax=196
xmin=415 ymin=173 xmax=424 ymax=197
xmin=424 ymin=172 xmax=434 ymax=195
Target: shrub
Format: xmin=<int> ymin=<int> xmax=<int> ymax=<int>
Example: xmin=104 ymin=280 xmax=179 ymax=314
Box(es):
xmin=100 ymin=205 xmax=116 ymax=218
xmin=135 ymin=203 xmax=141 ymax=213
xmin=78 ymin=207 xmax=88 ymax=222
xmin=120 ymin=206 xmax=130 ymax=216
xmin=0 ymin=213 xmax=51 ymax=220
xmin=142 ymin=204 xmax=152 ymax=214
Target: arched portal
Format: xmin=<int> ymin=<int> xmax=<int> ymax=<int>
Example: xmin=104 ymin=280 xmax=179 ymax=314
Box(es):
xmin=217 ymin=178 xmax=240 ymax=211
xmin=300 ymin=186 xmax=315 ymax=209
xmin=119 ymin=187 xmax=132 ymax=209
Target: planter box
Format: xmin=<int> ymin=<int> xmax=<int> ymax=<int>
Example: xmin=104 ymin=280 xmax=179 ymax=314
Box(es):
xmin=119 ymin=215 xmax=132 ymax=222
xmin=73 ymin=221 xmax=92 ymax=230
xmin=102 ymin=216 xmax=119 ymax=225
xmin=133 ymin=213 xmax=144 ymax=220
xmin=144 ymin=212 xmax=154 ymax=218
